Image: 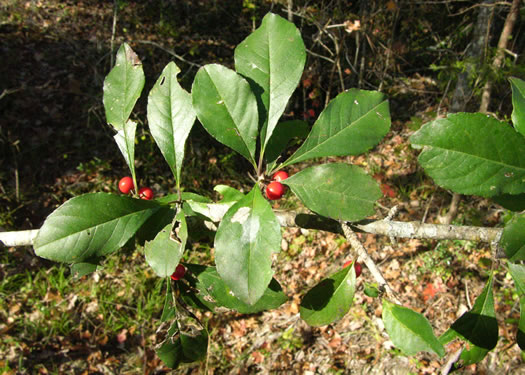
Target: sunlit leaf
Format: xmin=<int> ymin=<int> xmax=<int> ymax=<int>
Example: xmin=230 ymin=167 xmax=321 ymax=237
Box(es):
xmin=282 ymin=89 xmax=390 ymax=166
xmin=235 ymin=12 xmax=306 ymax=150
xmin=382 ymin=300 xmax=445 ymax=357
xmin=214 ymin=187 xmax=281 ymax=305
xmin=148 ymin=62 xmax=196 ymax=186
xmin=103 ymin=43 xmax=145 ymax=130
xmin=300 ymin=264 xmax=356 ymax=326
xmin=34 ymin=193 xmax=159 ymax=263
xmin=410 ymin=113 xmax=525 ymax=197
xmin=283 ymin=163 xmax=382 ymax=221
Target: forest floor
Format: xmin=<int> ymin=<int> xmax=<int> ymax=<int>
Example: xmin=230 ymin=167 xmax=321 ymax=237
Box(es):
xmin=1 ymin=1 xmax=524 ymax=374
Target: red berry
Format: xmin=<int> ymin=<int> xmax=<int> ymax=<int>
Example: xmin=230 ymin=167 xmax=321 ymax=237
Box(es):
xmin=118 ymin=176 xmax=134 ymax=194
xmin=170 ymin=264 xmax=186 ymax=281
xmin=138 ymin=187 xmax=154 ymax=200
xmin=343 ymin=260 xmax=362 ymax=277
xmin=272 ymin=170 xmax=289 ymax=182
xmin=266 ymin=181 xmax=284 ymax=200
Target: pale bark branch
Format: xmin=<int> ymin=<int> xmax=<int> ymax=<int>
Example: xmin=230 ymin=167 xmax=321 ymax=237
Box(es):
xmin=340 ymin=221 xmax=402 ymax=304
xmin=1 ymin=211 xmax=504 ymax=254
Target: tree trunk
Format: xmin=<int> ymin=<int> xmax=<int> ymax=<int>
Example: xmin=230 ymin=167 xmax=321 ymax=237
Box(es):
xmin=479 ymin=0 xmax=520 ymax=113
xmin=450 ymin=0 xmax=494 ymax=113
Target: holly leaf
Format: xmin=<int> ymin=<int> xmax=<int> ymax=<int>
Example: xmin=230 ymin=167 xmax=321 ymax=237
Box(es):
xmin=382 ymin=300 xmax=445 ymax=357
xmin=214 ymin=187 xmax=281 ymax=305
xmin=283 ymin=163 xmax=382 ymax=221
xmin=265 ymin=120 xmax=309 ymax=173
xmin=103 ymin=43 xmax=145 ymax=130
xmin=192 ymin=64 xmax=258 ymax=166
xmin=114 ymin=119 xmax=137 ymax=183
xmin=501 ymin=213 xmax=525 ymax=261
xmin=439 ymin=275 xmax=497 ymax=365
xmin=508 ymin=263 xmax=525 ymax=350
xmin=185 ymin=264 xmax=288 ymax=313
xmin=300 ymin=264 xmax=356 ymax=326
xmin=282 ymin=89 xmax=390 ymax=167
xmin=510 ymin=77 xmax=525 ymax=137
xmin=234 ymin=12 xmax=306 ymax=151
xmin=34 ymin=193 xmax=159 ymax=263
xmin=410 ymin=113 xmax=525 ymax=197
xmin=144 ymin=211 xmax=187 ymax=278
xmin=148 ymin=62 xmax=196 ymax=187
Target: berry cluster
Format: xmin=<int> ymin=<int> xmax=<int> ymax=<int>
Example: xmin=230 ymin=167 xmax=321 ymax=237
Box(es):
xmin=266 ymin=171 xmax=289 ymax=200
xmin=118 ymin=176 xmax=154 ymax=200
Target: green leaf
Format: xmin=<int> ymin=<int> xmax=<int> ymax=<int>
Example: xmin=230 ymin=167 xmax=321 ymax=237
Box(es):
xmin=501 ymin=213 xmax=525 ymax=261
xmin=192 ymin=64 xmax=258 ymax=166
xmin=265 ymin=120 xmax=309 ymax=172
xmin=34 ymin=193 xmax=159 ymax=263
xmin=234 ymin=12 xmax=306 ymax=150
xmin=214 ymin=185 xmax=245 ymax=203
xmin=518 ymin=297 xmax=525 ymax=350
xmin=214 ymin=187 xmax=281 ymax=305
xmin=114 ymin=119 xmax=137 ymax=183
xmin=459 ymin=345 xmax=489 ymax=366
xmin=510 ymin=77 xmax=525 ymax=137
xmin=144 ymin=211 xmax=187 ymax=277
xmin=382 ymin=300 xmax=445 ymax=357
xmin=492 ymin=193 xmax=525 ymax=212
xmin=300 ymin=264 xmax=356 ymax=326
xmin=147 ymin=62 xmax=196 ymax=187
xmin=508 ymin=263 xmax=525 ymax=350
xmin=185 ymin=264 xmax=288 ymax=313
xmin=439 ymin=275 xmax=498 ymax=352
xmin=283 ymin=163 xmax=382 ymax=221
xmin=160 ymin=279 xmax=176 ymax=322
xmin=70 ymin=258 xmax=101 ymax=279
xmin=136 ymin=206 xmax=177 ymax=244
xmin=364 ymin=283 xmax=380 ymax=298
xmin=103 ymin=43 xmax=145 ymax=130
xmin=509 ymin=262 xmax=525 ymax=296
xmin=282 ymin=89 xmax=390 ymax=167
xmin=410 ymin=113 xmax=525 ymax=197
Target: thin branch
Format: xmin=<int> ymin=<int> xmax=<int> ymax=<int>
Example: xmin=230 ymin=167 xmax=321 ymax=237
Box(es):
xmin=340 ymin=221 xmax=402 ymax=304
xmin=2 ymin=210 xmax=504 ymax=253
xmin=135 ymin=40 xmax=202 ymax=68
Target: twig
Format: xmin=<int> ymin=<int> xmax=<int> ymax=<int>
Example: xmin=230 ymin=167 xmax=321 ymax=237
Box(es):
xmin=110 ymin=0 xmax=118 ymax=68
xmin=340 ymin=221 xmax=402 ymax=304
xmin=441 ymin=347 xmax=463 ymax=375
xmin=136 ymin=40 xmax=202 ymax=68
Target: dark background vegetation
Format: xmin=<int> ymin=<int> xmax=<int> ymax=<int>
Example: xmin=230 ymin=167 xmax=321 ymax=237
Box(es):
xmin=1 ymin=0 xmax=525 ymax=373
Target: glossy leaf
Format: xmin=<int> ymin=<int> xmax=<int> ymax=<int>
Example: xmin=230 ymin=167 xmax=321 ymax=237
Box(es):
xmin=265 ymin=120 xmax=309 ymax=173
xmin=34 ymin=193 xmax=159 ymax=263
xmin=282 ymin=89 xmax=390 ymax=167
xmin=501 ymin=213 xmax=525 ymax=261
xmin=214 ymin=185 xmax=245 ymax=203
xmin=510 ymin=77 xmax=525 ymax=137
xmin=144 ymin=211 xmax=187 ymax=277
xmin=103 ymin=43 xmax=145 ymax=130
xmin=300 ymin=264 xmax=356 ymax=326
xmin=185 ymin=264 xmax=288 ymax=313
xmin=410 ymin=113 xmax=525 ymax=197
xmin=439 ymin=275 xmax=497 ymax=356
xmin=283 ymin=163 xmax=382 ymax=221
xmin=214 ymin=187 xmax=281 ymax=305
xmin=147 ymin=62 xmax=196 ymax=186
xmin=192 ymin=64 xmax=258 ymax=166
xmin=508 ymin=262 xmax=525 ymax=350
xmin=235 ymin=12 xmax=306 ymax=150
xmin=114 ymin=119 xmax=137 ymax=183
xmin=382 ymin=300 xmax=445 ymax=357
xmin=509 ymin=262 xmax=525 ymax=296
